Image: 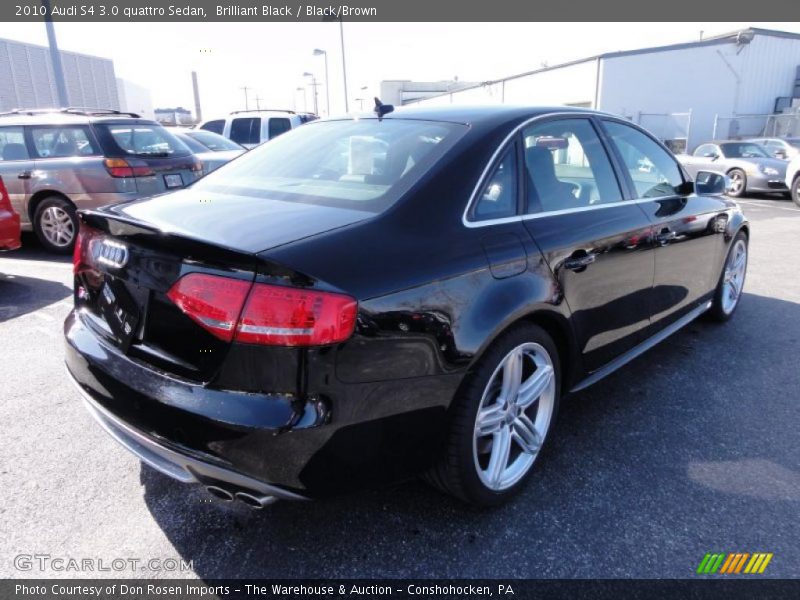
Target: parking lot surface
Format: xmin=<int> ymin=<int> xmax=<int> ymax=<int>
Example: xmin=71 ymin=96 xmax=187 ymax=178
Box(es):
xmin=1 ymin=195 xmax=798 ymax=579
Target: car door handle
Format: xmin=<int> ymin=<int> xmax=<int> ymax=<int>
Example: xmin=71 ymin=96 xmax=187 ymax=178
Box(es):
xmin=564 ymin=253 xmax=596 ymax=271
xmin=17 ymin=171 xmax=32 ymax=179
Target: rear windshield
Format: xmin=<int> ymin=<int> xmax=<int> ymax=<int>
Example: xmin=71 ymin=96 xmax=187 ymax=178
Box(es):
xmin=192 ymin=119 xmax=466 ymax=213
xmin=95 ymin=123 xmax=191 ymax=158
xmin=185 ymin=130 xmax=243 ymax=151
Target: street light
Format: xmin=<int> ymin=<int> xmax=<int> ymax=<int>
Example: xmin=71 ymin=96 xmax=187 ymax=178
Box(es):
xmin=312 ymin=48 xmax=330 ymax=117
xmin=296 ymin=86 xmax=307 ymax=112
xmin=302 ymin=72 xmax=319 ymax=115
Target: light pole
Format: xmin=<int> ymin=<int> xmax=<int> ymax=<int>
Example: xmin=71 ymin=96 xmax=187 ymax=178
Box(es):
xmin=296 ymin=87 xmax=307 ymax=112
xmin=41 ymin=0 xmax=68 ymax=106
xmin=240 ymin=85 xmax=250 ymax=110
xmin=339 ymin=21 xmax=349 ymax=112
xmin=302 ymin=72 xmax=319 ymax=115
xmin=312 ymin=49 xmax=330 ymax=117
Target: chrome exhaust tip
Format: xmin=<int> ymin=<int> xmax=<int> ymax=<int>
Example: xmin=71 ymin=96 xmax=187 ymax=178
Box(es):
xmin=235 ymin=491 xmax=277 ymax=509
xmin=206 ymin=485 xmax=234 ymax=502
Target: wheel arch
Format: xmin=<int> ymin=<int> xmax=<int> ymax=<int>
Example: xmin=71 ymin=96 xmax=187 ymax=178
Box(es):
xmin=468 ymin=307 xmax=580 ymax=397
xmin=28 ymin=189 xmax=74 ymax=223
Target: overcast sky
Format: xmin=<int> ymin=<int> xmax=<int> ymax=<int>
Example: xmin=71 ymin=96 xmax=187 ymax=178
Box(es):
xmin=1 ymin=22 xmax=798 ymax=118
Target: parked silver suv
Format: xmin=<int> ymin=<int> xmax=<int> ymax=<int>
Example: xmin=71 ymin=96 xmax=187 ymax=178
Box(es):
xmin=0 ymin=108 xmax=202 ymax=253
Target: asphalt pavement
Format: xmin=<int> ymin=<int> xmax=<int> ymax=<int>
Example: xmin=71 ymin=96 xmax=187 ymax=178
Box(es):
xmin=1 ymin=194 xmax=798 ymax=579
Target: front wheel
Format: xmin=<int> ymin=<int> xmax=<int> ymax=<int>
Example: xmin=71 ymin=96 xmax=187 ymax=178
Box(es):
xmin=425 ymin=324 xmax=560 ymax=506
xmin=33 ymin=196 xmax=78 ymax=254
xmin=792 ymin=175 xmax=800 ymax=208
xmin=726 ymin=169 xmax=747 ymax=198
xmin=707 ymin=231 xmax=748 ymax=322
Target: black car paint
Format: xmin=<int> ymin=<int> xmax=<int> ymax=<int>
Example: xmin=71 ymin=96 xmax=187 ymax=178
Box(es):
xmin=65 ymin=106 xmax=747 ymax=498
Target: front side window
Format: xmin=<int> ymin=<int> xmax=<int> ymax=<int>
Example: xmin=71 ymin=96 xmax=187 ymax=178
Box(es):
xmin=694 ymin=144 xmax=718 ymax=158
xmin=200 ymin=119 xmax=225 ymax=135
xmin=604 ymin=120 xmax=684 ymax=199
xmin=268 ymin=118 xmax=292 ymax=139
xmin=96 ymin=123 xmax=191 ymax=157
xmin=230 ymin=118 xmax=260 ymax=145
xmin=0 ymin=126 xmax=29 ymax=161
xmin=193 ymin=118 xmax=466 ymax=213
xmin=31 ymin=126 xmax=98 ymax=158
xmin=719 ymin=142 xmax=769 ymax=159
xmin=522 ymin=118 xmax=622 ymax=213
xmin=472 ymin=147 xmax=518 ymax=221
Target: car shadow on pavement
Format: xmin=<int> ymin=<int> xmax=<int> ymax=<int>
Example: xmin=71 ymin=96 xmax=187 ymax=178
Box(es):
xmin=139 ymin=292 xmax=800 ymax=579
xmin=0 ymin=272 xmax=72 ymax=322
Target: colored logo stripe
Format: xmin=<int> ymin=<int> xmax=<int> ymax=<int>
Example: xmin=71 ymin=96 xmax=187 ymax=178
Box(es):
xmin=698 ymin=552 xmax=773 ymax=574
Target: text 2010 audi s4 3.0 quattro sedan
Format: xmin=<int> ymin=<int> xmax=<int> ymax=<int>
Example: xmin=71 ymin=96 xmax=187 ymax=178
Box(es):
xmin=65 ymin=106 xmax=748 ymax=508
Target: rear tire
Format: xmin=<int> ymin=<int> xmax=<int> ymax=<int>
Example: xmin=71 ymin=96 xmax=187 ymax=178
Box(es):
xmin=726 ymin=169 xmax=747 ymax=198
xmin=707 ymin=231 xmax=748 ymax=322
xmin=425 ymin=323 xmax=560 ymax=506
xmin=33 ymin=196 xmax=78 ymax=254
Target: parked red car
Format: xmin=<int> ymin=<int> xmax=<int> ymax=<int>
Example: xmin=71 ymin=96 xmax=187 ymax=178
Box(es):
xmin=0 ymin=176 xmax=21 ymax=250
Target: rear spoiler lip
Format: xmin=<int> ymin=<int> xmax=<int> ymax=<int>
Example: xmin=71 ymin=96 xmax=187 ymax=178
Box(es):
xmin=77 ymin=208 xmax=327 ymax=291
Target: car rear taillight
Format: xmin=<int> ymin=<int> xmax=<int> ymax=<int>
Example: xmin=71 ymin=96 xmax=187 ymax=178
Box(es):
xmin=190 ymin=160 xmax=203 ymax=173
xmin=0 ymin=176 xmax=12 ymax=211
xmin=165 ymin=273 xmax=357 ymax=346
xmin=104 ymin=158 xmax=154 ymax=178
xmin=166 ymin=273 xmax=251 ymax=342
xmin=72 ymin=223 xmax=104 ymax=275
xmin=236 ymin=283 xmax=358 ymax=346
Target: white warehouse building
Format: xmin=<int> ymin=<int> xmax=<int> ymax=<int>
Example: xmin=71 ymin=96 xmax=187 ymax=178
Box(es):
xmin=412 ymin=28 xmax=800 ymax=153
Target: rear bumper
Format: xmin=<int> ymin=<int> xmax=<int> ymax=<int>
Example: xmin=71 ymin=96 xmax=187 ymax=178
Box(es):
xmin=0 ymin=210 xmax=21 ymax=250
xmin=68 ymin=370 xmax=307 ymax=501
xmin=64 ymin=309 xmax=459 ymax=497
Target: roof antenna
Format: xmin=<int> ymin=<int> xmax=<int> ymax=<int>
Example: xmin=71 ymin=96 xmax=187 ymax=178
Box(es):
xmin=374 ymin=97 xmax=394 ymax=120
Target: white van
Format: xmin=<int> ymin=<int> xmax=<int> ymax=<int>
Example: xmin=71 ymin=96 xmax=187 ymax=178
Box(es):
xmin=196 ymin=110 xmax=318 ymax=149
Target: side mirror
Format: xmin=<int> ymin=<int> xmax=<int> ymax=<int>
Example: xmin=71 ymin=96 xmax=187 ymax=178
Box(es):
xmin=695 ymin=171 xmax=731 ymax=196
xmin=774 ymin=149 xmax=787 ymax=160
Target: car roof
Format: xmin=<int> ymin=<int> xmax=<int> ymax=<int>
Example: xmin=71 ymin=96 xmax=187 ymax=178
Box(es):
xmin=328 ymin=104 xmax=609 ymax=126
xmin=0 ymin=110 xmax=158 ymax=126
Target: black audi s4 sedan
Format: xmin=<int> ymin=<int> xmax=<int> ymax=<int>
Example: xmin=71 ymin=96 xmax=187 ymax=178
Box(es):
xmin=65 ymin=105 xmax=748 ymax=507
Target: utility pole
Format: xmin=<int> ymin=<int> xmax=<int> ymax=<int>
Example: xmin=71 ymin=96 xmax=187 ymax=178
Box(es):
xmin=240 ymin=86 xmax=250 ymax=110
xmin=41 ymin=0 xmax=68 ymax=107
xmin=254 ymin=95 xmax=263 ymax=110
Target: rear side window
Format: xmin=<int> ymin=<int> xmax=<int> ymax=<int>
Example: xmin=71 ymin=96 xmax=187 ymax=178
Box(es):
xmin=230 ymin=118 xmax=261 ymax=145
xmin=0 ymin=126 xmax=29 ymax=161
xmin=473 ymin=148 xmax=518 ymax=221
xmin=30 ymin=126 xmax=99 ymax=158
xmin=603 ymin=120 xmax=684 ymax=199
xmin=95 ymin=123 xmax=191 ymax=157
xmin=200 ymin=120 xmax=225 ymax=135
xmin=268 ymin=118 xmax=292 ymax=139
xmin=522 ymin=118 xmax=622 ymax=213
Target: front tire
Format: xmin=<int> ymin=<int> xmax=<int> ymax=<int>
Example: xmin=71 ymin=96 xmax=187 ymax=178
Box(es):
xmin=33 ymin=196 xmax=78 ymax=254
xmin=707 ymin=231 xmax=748 ymax=322
xmin=726 ymin=169 xmax=747 ymax=198
xmin=792 ymin=175 xmax=800 ymax=208
xmin=426 ymin=324 xmax=560 ymax=506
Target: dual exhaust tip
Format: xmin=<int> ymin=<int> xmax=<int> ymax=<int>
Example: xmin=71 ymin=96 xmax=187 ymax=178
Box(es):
xmin=206 ymin=485 xmax=277 ymax=509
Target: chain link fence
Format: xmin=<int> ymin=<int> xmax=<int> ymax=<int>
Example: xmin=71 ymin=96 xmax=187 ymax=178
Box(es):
xmin=713 ymin=112 xmax=800 ymax=140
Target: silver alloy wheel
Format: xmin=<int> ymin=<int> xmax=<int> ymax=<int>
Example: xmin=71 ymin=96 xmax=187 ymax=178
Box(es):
xmin=721 ymin=239 xmax=747 ymax=315
xmin=40 ymin=206 xmax=75 ymax=247
xmin=729 ymin=171 xmax=745 ymax=195
xmin=473 ymin=342 xmax=556 ymax=491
